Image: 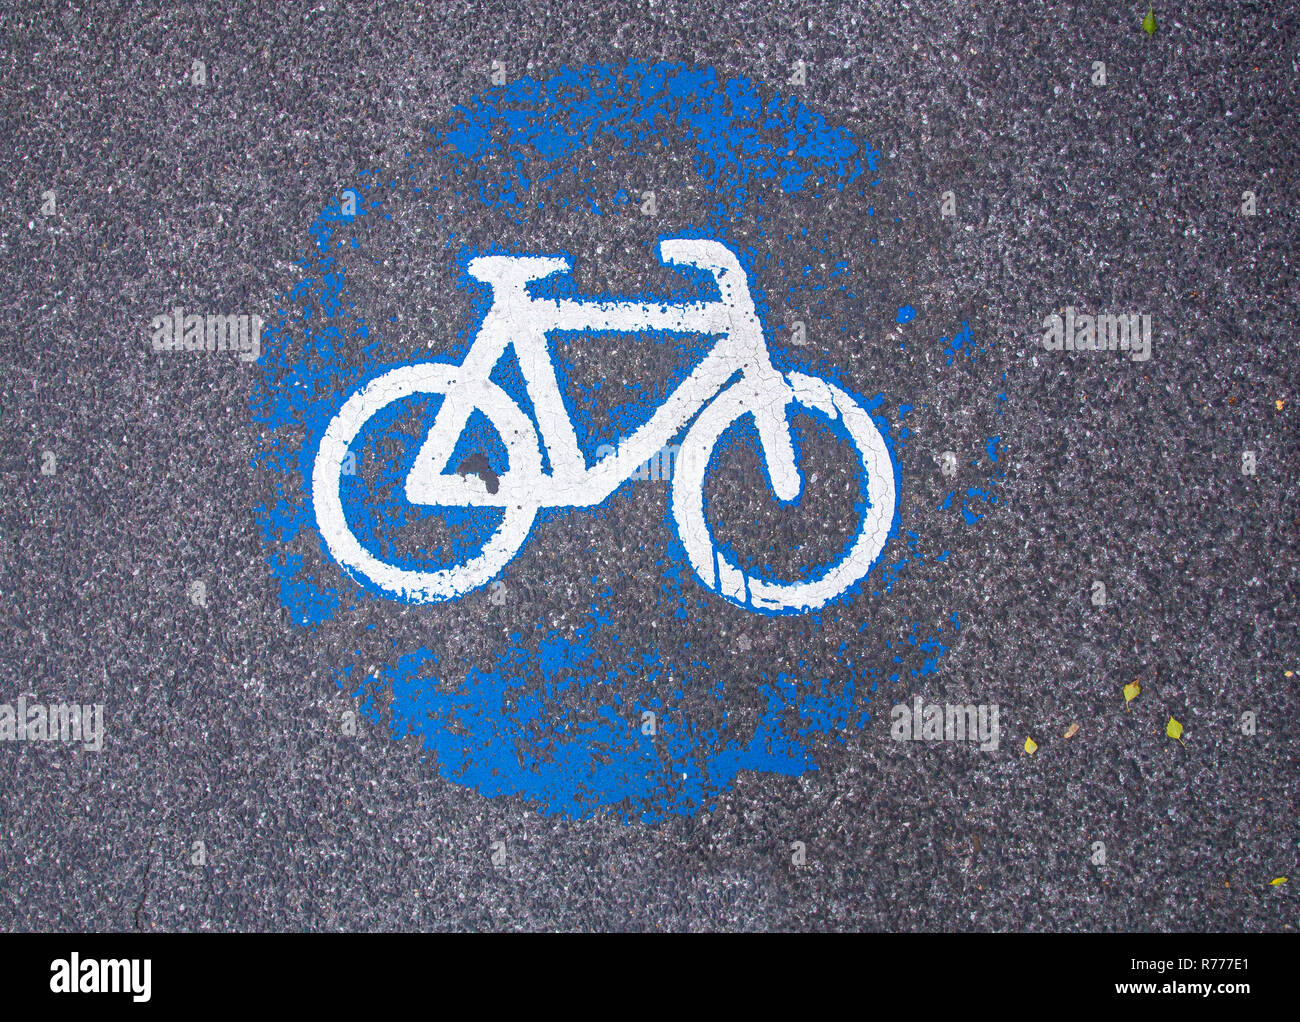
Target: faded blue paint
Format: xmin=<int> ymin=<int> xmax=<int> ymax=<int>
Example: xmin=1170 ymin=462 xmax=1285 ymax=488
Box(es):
xmin=252 ymin=63 xmax=1002 ymax=821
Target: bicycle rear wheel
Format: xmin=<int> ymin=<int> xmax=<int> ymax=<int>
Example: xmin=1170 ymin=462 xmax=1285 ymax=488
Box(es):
xmin=312 ymin=364 xmax=542 ymax=603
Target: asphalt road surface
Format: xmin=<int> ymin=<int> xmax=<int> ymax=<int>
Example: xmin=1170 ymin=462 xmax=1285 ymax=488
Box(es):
xmin=1 ymin=0 xmax=1296 ymax=931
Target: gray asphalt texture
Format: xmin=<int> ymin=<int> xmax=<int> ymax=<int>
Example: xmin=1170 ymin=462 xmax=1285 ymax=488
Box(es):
xmin=1 ymin=0 xmax=1297 ymax=932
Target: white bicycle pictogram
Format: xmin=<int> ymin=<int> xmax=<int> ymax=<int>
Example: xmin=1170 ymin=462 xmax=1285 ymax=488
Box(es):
xmin=311 ymin=238 xmax=896 ymax=613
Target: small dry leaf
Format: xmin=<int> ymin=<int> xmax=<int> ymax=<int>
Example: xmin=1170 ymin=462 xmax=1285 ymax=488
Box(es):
xmin=1269 ymin=877 xmax=1288 ymax=886
xmin=1064 ymin=723 xmax=1080 ymax=739
xmin=1276 ymin=399 xmax=1285 ymax=411
xmin=1124 ymin=679 xmax=1141 ymax=709
xmin=1166 ymin=717 xmax=1185 ymax=743
xmin=1024 ymin=736 xmax=1038 ymax=755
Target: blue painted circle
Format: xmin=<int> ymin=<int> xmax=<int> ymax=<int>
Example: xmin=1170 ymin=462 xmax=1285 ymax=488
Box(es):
xmin=253 ymin=63 xmax=931 ymax=821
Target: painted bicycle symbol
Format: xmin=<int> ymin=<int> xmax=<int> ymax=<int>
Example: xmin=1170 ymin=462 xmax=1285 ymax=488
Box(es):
xmin=311 ymin=238 xmax=896 ymax=613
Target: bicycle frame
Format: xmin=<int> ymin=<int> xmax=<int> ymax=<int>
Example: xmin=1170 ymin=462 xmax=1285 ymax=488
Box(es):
xmin=404 ymin=239 xmax=801 ymax=509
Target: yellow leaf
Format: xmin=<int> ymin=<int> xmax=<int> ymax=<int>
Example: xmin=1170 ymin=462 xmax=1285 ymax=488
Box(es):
xmin=1166 ymin=717 xmax=1184 ymax=742
xmin=1270 ymin=877 xmax=1288 ymax=886
xmin=1123 ymin=680 xmax=1141 ymax=709
xmin=1276 ymin=400 xmax=1285 ymax=411
xmin=1024 ymin=736 xmax=1038 ymax=755
xmin=1064 ymin=723 xmax=1080 ymax=739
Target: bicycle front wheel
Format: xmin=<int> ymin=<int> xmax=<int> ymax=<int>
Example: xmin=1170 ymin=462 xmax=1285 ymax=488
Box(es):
xmin=670 ymin=371 xmax=896 ymax=614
